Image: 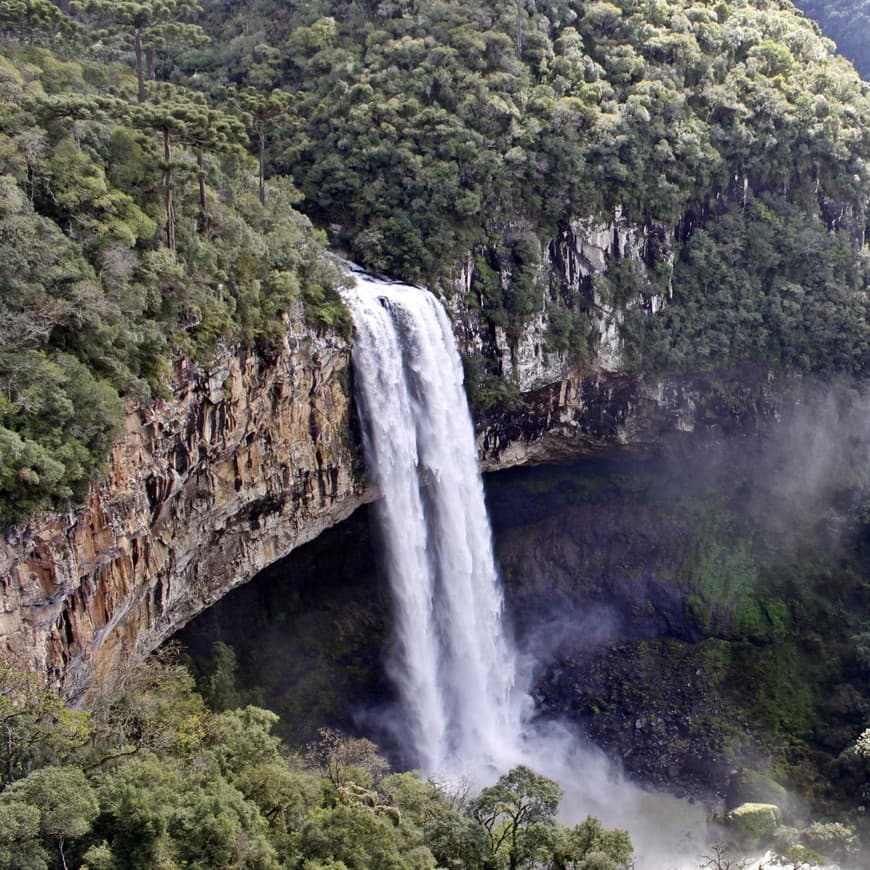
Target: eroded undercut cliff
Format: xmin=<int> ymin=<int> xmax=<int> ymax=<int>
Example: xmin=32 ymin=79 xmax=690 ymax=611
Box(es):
xmin=0 ymin=226 xmax=792 ymax=696
xmin=0 ymin=321 xmax=364 ymax=697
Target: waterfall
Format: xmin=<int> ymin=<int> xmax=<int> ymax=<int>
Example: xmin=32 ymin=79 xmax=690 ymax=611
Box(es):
xmin=345 ymin=268 xmax=714 ymax=867
xmin=345 ymin=270 xmax=521 ymax=775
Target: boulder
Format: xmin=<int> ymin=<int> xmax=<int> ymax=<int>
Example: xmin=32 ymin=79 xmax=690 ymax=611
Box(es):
xmin=726 ymin=802 xmax=782 ymax=846
xmin=727 ymin=769 xmax=789 ymax=813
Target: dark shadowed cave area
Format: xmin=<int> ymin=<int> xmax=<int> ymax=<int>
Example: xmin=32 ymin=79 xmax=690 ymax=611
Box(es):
xmin=174 ymin=507 xmax=392 ymax=747
xmin=174 ymin=422 xmax=869 ymax=809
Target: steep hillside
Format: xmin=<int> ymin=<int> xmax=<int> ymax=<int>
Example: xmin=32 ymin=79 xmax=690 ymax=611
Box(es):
xmin=793 ymin=0 xmax=870 ymax=79
xmin=181 ymin=0 xmax=869 ymax=389
xmin=0 ymin=2 xmax=349 ymax=524
xmin=1 ymin=1 xmax=868 ymax=526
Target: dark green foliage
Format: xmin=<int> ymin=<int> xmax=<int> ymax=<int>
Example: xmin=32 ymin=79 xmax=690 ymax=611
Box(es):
xmin=544 ymin=297 xmax=591 ymax=365
xmin=1 ymin=766 xmax=99 ymax=869
xmin=0 ymin=0 xmax=84 ymax=46
xmin=0 ymin=20 xmax=349 ymax=524
xmin=176 ymin=0 xmax=869 ymax=384
xmin=0 ymin=653 xmax=635 ymax=870
xmin=0 ymin=659 xmax=92 ymax=788
xmin=462 ymin=353 xmax=520 ymax=415
xmin=626 ymin=197 xmax=869 ymax=378
xmin=71 ymin=0 xmax=209 ymax=103
xmin=2 ymin=0 xmax=869 ymax=523
xmin=551 ymin=816 xmax=634 ymax=870
xmin=469 ymin=766 xmax=564 ymax=869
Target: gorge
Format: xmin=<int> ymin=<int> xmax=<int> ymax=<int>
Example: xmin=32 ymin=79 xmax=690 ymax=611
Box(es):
xmin=1 ymin=0 xmax=869 ymax=864
xmin=0 ymin=242 xmax=796 ymax=699
xmin=1 ymin=235 xmax=866 ymax=866
xmin=174 ymin=269 xmax=868 ymax=866
xmin=0 ymin=253 xmax=864 ymax=870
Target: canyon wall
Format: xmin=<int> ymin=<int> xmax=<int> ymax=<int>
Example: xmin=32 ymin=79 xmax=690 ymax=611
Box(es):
xmin=0 ymin=226 xmax=774 ymax=694
xmin=0 ymin=320 xmax=365 ymax=698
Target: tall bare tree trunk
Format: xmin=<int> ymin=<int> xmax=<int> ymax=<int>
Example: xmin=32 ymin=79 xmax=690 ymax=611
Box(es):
xmin=163 ymin=127 xmax=175 ymax=252
xmin=197 ymin=150 xmax=208 ymax=234
xmin=134 ymin=28 xmax=146 ymax=103
xmin=258 ymin=130 xmax=266 ymax=206
xmin=513 ymin=0 xmax=526 ymax=57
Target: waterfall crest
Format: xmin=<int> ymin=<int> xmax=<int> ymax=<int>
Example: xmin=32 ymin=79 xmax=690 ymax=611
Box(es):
xmin=345 ymin=270 xmax=520 ymax=775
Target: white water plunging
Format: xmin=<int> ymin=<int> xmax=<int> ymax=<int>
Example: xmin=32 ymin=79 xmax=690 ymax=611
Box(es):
xmin=345 ymin=270 xmax=522 ymax=775
xmin=345 ymin=268 xmax=713 ymax=868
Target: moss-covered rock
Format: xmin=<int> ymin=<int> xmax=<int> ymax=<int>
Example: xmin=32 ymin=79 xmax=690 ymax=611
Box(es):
xmin=801 ymin=821 xmax=860 ymax=865
xmin=726 ymin=802 xmax=782 ymax=846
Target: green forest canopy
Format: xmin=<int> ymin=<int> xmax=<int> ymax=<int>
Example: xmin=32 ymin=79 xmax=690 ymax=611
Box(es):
xmin=1 ymin=648 xmax=862 ymax=868
xmin=0 ymin=652 xmax=639 ymax=870
xmin=0 ymin=0 xmax=868 ymax=522
xmin=792 ymin=0 xmax=870 ymax=79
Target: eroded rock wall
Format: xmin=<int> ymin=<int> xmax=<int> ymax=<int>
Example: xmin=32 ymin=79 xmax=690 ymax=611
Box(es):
xmin=0 ymin=320 xmax=366 ymax=697
xmin=476 ymin=367 xmax=780 ymax=470
xmin=0 ymin=231 xmax=776 ymax=694
xmin=449 ymin=213 xmax=675 ymax=393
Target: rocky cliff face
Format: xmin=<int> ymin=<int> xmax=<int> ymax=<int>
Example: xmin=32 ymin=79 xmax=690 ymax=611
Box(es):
xmin=0 ymin=318 xmax=365 ymax=697
xmin=449 ymin=212 xmax=674 ymax=393
xmin=476 ymin=365 xmax=781 ymax=470
xmin=0 ymin=219 xmax=773 ymax=694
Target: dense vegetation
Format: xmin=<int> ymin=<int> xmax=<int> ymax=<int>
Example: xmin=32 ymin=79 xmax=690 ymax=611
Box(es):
xmin=0 ymin=1 xmax=350 ymax=523
xmin=0 ymin=0 xmax=868 ymax=521
xmin=4 ymin=646 xmax=864 ymax=868
xmin=793 ymin=0 xmax=870 ymax=79
xmin=0 ymin=652 xmax=640 ymax=869
xmin=176 ymin=0 xmax=870 ymax=380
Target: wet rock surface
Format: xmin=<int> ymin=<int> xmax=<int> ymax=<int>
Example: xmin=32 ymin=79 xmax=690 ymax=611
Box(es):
xmin=530 ymin=640 xmax=763 ymax=803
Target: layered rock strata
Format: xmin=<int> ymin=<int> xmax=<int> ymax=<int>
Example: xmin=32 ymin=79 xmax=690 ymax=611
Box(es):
xmin=0 ymin=322 xmax=364 ymax=697
xmin=477 ymin=367 xmax=776 ymax=470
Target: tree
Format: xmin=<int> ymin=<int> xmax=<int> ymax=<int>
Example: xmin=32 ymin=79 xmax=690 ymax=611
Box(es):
xmin=297 ymin=803 xmax=437 ymax=870
xmin=207 ymin=706 xmax=284 ymax=780
xmin=306 ymin=727 xmax=390 ymax=789
xmin=184 ymin=103 xmax=247 ymax=234
xmin=234 ymin=762 xmax=321 ymax=852
xmin=130 ymin=90 xmax=198 ymax=251
xmin=96 ymin=753 xmax=186 ymax=867
xmin=424 ymin=809 xmax=488 ymax=869
xmin=71 ymin=1 xmax=208 ymax=103
xmin=698 ymin=842 xmax=741 ymax=870
xmin=226 ymin=86 xmax=295 ymax=205
xmin=0 ymin=0 xmax=82 ymax=46
xmin=200 ymin=640 xmax=242 ymax=711
xmin=129 ymin=83 xmax=246 ymax=247
xmin=166 ymin=775 xmax=280 ymax=869
xmin=550 ymin=817 xmax=634 ymax=870
xmin=469 ymin=766 xmax=563 ymax=870
xmin=1 ymin=765 xmax=99 ymax=870
xmin=0 ymin=657 xmax=92 ymax=787
xmin=0 ymin=799 xmax=46 ymax=869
